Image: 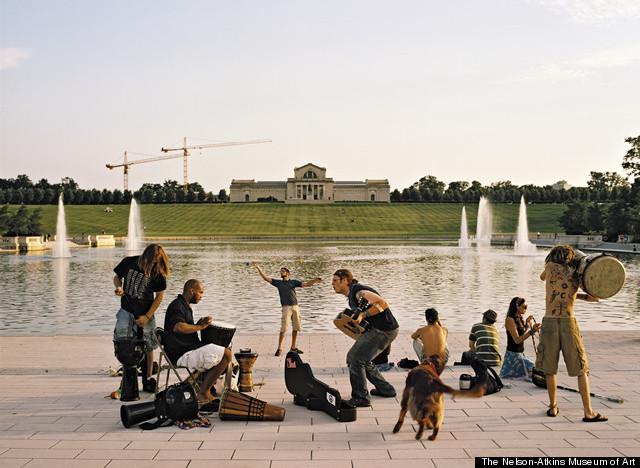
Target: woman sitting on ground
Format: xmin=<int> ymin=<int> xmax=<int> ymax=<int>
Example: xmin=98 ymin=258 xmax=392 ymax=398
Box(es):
xmin=499 ymin=297 xmax=541 ymax=379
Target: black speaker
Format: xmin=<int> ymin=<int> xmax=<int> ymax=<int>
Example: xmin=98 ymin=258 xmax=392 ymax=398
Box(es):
xmin=120 ymin=400 xmax=156 ymax=428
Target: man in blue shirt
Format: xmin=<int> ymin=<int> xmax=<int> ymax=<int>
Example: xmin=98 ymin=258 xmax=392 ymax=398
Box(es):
xmin=252 ymin=262 xmax=321 ymax=356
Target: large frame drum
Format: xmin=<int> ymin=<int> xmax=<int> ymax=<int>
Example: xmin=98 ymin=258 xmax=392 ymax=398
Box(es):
xmin=576 ymin=252 xmax=626 ymax=299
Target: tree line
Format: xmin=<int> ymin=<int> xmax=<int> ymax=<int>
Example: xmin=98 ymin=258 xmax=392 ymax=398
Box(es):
xmin=390 ymin=171 xmax=631 ymax=204
xmin=558 ymin=136 xmax=640 ymax=239
xmin=2 ymin=135 xmax=639 ymax=239
xmin=0 ymin=176 xmax=229 ymax=205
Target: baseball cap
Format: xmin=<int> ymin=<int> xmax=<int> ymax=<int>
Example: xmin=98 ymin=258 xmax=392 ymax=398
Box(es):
xmin=483 ymin=309 xmax=498 ymax=323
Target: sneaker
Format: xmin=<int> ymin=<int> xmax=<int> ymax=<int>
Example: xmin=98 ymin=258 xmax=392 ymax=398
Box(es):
xmin=345 ymin=397 xmax=371 ymax=407
xmin=142 ymin=378 xmax=156 ymax=393
xmin=274 ymin=349 xmax=281 ymax=356
xmin=290 ymin=347 xmax=304 ymax=354
xmin=370 ymin=388 xmax=396 ymax=398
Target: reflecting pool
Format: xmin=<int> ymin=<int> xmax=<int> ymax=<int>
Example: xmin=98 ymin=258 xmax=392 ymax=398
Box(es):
xmin=1 ymin=241 xmax=638 ymax=335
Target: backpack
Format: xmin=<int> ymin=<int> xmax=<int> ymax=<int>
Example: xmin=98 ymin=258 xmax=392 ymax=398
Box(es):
xmin=140 ymin=381 xmax=198 ymax=430
xmin=470 ymin=358 xmax=503 ymax=395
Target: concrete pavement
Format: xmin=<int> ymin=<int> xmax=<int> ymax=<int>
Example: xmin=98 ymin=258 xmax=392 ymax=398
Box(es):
xmin=1 ymin=331 xmax=638 ymax=467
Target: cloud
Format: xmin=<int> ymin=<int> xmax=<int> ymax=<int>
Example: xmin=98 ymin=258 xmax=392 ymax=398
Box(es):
xmin=508 ymin=44 xmax=640 ymax=83
xmin=0 ymin=47 xmax=33 ymax=71
xmin=533 ymin=0 xmax=640 ymax=25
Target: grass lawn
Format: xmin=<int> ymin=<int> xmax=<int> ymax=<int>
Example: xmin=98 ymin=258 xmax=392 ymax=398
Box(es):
xmin=6 ymin=202 xmax=566 ymax=237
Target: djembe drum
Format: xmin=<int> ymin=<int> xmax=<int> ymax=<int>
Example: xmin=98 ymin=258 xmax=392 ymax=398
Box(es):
xmin=218 ymin=388 xmax=285 ymax=421
xmin=113 ymin=337 xmax=146 ymax=402
xmin=574 ymin=250 xmax=626 ymax=299
xmin=201 ymin=321 xmax=236 ymax=348
xmin=234 ymin=351 xmax=258 ymax=392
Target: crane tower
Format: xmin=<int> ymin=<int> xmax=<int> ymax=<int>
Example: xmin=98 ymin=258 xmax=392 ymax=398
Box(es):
xmin=106 ymin=137 xmax=271 ymax=193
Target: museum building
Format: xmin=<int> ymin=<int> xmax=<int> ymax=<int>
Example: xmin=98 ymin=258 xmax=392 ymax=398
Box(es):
xmin=229 ymin=163 xmax=390 ymax=203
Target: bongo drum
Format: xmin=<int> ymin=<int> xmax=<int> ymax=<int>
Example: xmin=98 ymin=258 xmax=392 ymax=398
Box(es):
xmin=218 ymin=388 xmax=285 ymax=421
xmin=235 ymin=352 xmax=258 ymax=392
xmin=201 ymin=321 xmax=236 ymax=348
xmin=576 ymin=253 xmax=626 ymax=299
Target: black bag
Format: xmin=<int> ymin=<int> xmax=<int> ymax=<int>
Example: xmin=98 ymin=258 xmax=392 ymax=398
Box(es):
xmin=156 ymin=381 xmax=198 ymax=421
xmin=531 ymin=367 xmax=547 ymax=388
xmin=139 ymin=381 xmax=198 ymax=430
xmin=397 ymin=357 xmax=420 ymax=369
xmin=470 ymin=358 xmax=503 ymax=395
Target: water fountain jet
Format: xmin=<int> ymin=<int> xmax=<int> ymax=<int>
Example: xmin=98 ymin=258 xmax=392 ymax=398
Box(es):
xmin=125 ymin=199 xmax=143 ymax=251
xmin=458 ymin=206 xmax=470 ymax=248
xmin=475 ymin=196 xmax=493 ymax=247
xmin=52 ymin=194 xmax=71 ymax=258
xmin=514 ymin=196 xmax=537 ymax=256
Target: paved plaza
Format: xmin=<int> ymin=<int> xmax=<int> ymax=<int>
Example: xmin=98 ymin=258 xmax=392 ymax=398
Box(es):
xmin=0 ymin=331 xmax=639 ymax=467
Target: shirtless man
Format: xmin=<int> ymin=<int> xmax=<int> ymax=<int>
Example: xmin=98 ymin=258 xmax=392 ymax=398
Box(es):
xmin=410 ymin=308 xmax=449 ymax=370
xmin=536 ymin=245 xmax=607 ymax=422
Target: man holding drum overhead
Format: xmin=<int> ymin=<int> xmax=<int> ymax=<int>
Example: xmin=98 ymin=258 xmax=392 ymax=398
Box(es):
xmin=536 ymin=245 xmax=607 ymax=422
xmin=164 ymin=279 xmax=232 ymax=403
xmin=252 ymin=262 xmax=321 ymax=356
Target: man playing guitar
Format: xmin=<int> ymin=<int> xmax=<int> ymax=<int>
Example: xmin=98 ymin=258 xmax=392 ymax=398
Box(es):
xmin=332 ymin=269 xmax=399 ymax=407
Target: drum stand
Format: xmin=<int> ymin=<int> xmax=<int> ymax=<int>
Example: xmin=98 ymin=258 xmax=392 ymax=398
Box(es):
xmin=234 ymin=352 xmax=258 ymax=392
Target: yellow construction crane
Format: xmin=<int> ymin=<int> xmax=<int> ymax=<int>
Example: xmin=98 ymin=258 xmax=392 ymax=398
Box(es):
xmin=106 ymin=137 xmax=272 ymax=193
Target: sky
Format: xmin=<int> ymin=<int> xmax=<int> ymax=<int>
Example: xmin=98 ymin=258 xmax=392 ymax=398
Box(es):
xmin=1 ymin=0 xmax=639 ymax=194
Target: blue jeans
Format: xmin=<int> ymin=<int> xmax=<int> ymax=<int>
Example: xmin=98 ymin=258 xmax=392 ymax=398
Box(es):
xmin=113 ymin=308 xmax=157 ymax=352
xmin=346 ymin=327 xmax=398 ymax=401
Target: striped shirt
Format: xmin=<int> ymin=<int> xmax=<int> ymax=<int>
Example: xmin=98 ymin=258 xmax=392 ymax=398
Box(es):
xmin=469 ymin=322 xmax=501 ymax=367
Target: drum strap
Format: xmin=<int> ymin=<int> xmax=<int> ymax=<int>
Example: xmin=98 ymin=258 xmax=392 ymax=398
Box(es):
xmin=140 ymin=417 xmax=174 ymax=431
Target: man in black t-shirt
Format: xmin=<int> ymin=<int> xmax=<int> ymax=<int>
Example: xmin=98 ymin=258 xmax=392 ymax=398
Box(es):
xmin=164 ymin=279 xmax=232 ymax=403
xmin=252 ymin=262 xmax=321 ymax=356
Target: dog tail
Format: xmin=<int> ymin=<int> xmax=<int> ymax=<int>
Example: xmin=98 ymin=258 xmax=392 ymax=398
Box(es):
xmin=440 ymin=382 xmax=486 ymax=400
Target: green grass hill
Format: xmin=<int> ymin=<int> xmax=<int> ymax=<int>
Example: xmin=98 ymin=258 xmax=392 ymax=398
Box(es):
xmin=7 ymin=203 xmax=566 ymax=238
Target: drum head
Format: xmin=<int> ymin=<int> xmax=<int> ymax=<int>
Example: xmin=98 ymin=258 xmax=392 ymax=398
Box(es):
xmin=209 ymin=321 xmax=236 ymax=330
xmin=582 ymin=255 xmax=626 ymax=299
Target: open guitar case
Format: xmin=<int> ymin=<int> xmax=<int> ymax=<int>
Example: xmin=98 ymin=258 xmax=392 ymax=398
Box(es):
xmin=284 ymin=351 xmax=357 ymax=422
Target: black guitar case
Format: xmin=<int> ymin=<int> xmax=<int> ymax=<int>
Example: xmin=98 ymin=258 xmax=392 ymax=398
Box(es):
xmin=284 ymin=351 xmax=357 ymax=422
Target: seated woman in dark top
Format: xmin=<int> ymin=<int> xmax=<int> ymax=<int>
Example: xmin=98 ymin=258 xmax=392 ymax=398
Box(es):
xmin=500 ymin=297 xmax=541 ymax=379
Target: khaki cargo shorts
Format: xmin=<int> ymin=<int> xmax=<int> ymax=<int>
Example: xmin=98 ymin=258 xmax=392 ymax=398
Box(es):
xmin=535 ymin=316 xmax=588 ymax=377
xmin=281 ymin=305 xmax=302 ymax=333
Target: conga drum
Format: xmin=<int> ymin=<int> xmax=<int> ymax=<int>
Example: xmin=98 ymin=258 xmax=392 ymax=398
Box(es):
xmin=201 ymin=321 xmax=236 ymax=348
xmin=576 ymin=252 xmax=626 ymax=299
xmin=218 ymin=388 xmax=285 ymax=421
xmin=234 ymin=351 xmax=258 ymax=392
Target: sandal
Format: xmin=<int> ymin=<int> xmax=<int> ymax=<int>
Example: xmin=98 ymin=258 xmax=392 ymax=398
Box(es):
xmin=583 ymin=413 xmax=607 ymax=422
xmin=546 ymin=404 xmax=559 ymax=417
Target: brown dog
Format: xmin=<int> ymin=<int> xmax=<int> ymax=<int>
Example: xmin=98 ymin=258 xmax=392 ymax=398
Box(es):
xmin=392 ymin=355 xmax=485 ymax=440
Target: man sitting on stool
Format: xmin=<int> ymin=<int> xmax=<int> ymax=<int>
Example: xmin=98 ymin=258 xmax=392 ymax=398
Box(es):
xmin=163 ymin=279 xmax=232 ymax=403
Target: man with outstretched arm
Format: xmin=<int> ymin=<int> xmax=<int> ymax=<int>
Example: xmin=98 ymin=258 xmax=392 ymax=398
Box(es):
xmin=252 ymin=262 xmax=321 ymax=356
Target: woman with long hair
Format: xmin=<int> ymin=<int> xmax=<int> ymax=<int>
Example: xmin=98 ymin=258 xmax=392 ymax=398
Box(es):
xmin=113 ymin=243 xmax=170 ymax=392
xmin=499 ymin=296 xmax=540 ymax=379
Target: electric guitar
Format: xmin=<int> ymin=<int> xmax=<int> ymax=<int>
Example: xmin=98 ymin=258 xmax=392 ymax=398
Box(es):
xmin=333 ymin=297 xmax=371 ymax=340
